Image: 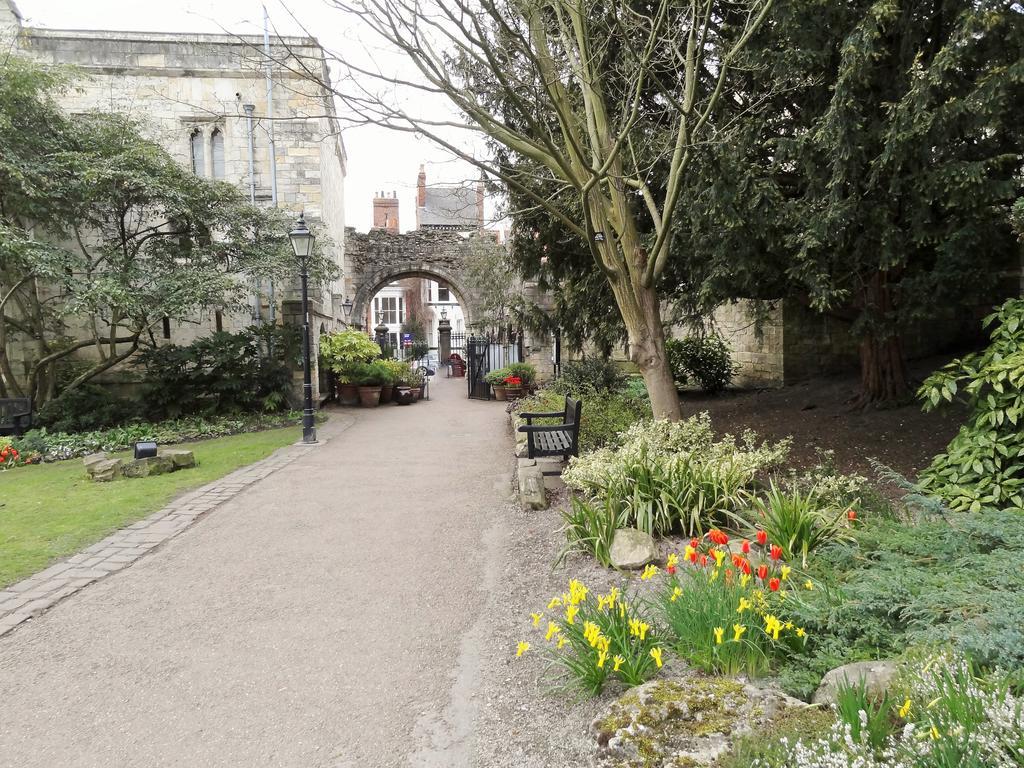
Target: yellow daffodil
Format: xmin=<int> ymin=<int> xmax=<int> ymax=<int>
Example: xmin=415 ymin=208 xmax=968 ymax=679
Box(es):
xmin=547 ymin=597 xmax=562 ymax=610
xmin=684 ymin=544 xmax=697 ymax=559
xmin=557 ymin=636 xmax=567 ymax=649
xmin=899 ymin=699 xmax=912 ymax=719
xmin=667 ymin=553 xmax=679 ymax=568
xmin=780 ymin=565 xmax=791 ymax=581
xmin=568 ymin=579 xmax=588 ymax=604
xmin=613 ymin=655 xmax=625 ymax=672
xmin=732 ymin=623 xmax=747 ymax=642
xmin=583 ymin=621 xmax=600 ymax=646
xmin=804 ymin=580 xmax=814 ymax=590
xmin=714 ymin=626 xmax=724 ymax=644
xmin=784 ymin=621 xmax=794 ymax=630
xmin=531 ymin=612 xmax=542 ymax=627
xmin=596 ymin=650 xmax=608 ymax=669
xmin=640 ymin=564 xmax=659 ymax=581
xmin=670 ymin=586 xmax=683 ymax=602
xmin=740 ymin=574 xmax=751 ymax=588
xmin=795 ymin=627 xmax=807 ymax=639
xmin=650 ymin=647 xmax=664 ymax=668
xmin=710 ymin=568 xmax=719 ymax=583
xmin=516 ymin=641 xmax=530 ymax=657
xmin=596 ymin=636 xmax=610 ymax=653
xmin=545 ymin=622 xmax=561 ymax=641
xmin=737 ymin=597 xmax=752 ymax=614
xmin=764 ymin=615 xmax=783 ymax=641
xmin=629 ymin=619 xmax=650 ymax=640
xmin=713 ymin=549 xmax=726 ymax=567
xmin=930 ymin=725 xmax=940 ymax=741
xmin=565 ymin=605 xmax=579 ymax=625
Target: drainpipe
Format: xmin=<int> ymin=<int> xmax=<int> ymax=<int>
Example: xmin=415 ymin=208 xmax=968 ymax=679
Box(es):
xmin=243 ymin=103 xmax=261 ymax=324
xmin=263 ymin=5 xmax=279 ymax=327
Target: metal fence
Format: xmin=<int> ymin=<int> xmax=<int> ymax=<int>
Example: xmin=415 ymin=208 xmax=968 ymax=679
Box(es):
xmin=466 ymin=331 xmax=524 ymax=400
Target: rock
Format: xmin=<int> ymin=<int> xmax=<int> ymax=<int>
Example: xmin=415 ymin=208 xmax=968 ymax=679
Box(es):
xmin=812 ymin=660 xmax=899 ymax=707
xmin=518 ymin=464 xmax=547 ymax=510
xmin=590 ymin=675 xmax=809 ymax=767
xmin=82 ymin=452 xmax=109 ymax=472
xmin=121 ymin=455 xmax=175 ymax=479
xmin=159 ymin=448 xmax=196 ymax=469
xmin=610 ymin=529 xmax=657 ymax=569
xmin=89 ymin=458 xmax=123 ymax=482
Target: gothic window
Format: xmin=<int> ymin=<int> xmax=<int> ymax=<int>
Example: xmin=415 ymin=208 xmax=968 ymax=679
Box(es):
xmin=190 ymin=128 xmax=205 ymax=176
xmin=211 ymin=128 xmax=225 ymax=180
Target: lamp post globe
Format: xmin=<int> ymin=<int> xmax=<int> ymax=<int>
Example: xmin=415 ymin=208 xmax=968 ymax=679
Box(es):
xmin=289 ymin=213 xmax=317 ymax=444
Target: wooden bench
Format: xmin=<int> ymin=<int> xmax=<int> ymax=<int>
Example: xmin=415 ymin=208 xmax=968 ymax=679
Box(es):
xmin=0 ymin=397 xmax=32 ymax=437
xmin=517 ymin=396 xmax=582 ymax=473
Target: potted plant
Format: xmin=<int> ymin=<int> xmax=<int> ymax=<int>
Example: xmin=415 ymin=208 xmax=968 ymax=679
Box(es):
xmin=507 ymin=362 xmax=538 ymax=392
xmin=355 ymin=361 xmax=390 ymax=408
xmin=379 ymin=359 xmax=406 ymax=404
xmin=409 ymin=369 xmax=425 ymax=400
xmin=485 ymin=367 xmax=512 ymax=400
xmin=320 ymin=330 xmax=381 ymax=406
xmin=502 ymin=374 xmax=524 ymax=399
xmin=393 ymin=364 xmax=416 ymax=405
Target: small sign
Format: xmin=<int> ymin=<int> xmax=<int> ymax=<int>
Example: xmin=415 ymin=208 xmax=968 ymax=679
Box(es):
xmin=402 ymin=333 xmax=412 ymax=342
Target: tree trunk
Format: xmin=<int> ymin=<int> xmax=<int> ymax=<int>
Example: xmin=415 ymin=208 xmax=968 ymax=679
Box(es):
xmin=854 ymin=272 xmax=911 ymax=407
xmin=611 ymin=275 xmax=681 ymax=420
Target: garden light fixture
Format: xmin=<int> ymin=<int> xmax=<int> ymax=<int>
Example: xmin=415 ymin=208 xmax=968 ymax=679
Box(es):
xmin=289 ymin=212 xmax=317 ymax=444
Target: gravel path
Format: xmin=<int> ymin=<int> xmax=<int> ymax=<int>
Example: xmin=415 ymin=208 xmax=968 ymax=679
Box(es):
xmin=0 ymin=376 xmax=628 ymax=767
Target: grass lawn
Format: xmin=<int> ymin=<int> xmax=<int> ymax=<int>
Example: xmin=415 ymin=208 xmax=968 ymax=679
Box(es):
xmin=0 ymin=426 xmax=297 ymax=588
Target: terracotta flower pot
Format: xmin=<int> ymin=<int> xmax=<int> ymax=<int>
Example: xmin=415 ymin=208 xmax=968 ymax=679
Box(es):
xmin=492 ymin=385 xmax=507 ymax=401
xmin=379 ymin=384 xmax=394 ymax=404
xmin=358 ymin=386 xmax=382 ymax=407
xmin=337 ymin=383 xmax=359 ymax=406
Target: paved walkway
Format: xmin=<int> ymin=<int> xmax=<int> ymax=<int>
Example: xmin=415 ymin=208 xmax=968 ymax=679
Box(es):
xmin=0 ymin=377 xmax=514 ymax=768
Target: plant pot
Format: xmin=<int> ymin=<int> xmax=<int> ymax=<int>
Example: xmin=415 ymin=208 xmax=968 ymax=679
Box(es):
xmin=394 ymin=386 xmax=414 ymax=405
xmin=504 ymin=386 xmax=524 ymax=400
xmin=358 ymin=386 xmax=382 ymax=407
xmin=452 ymin=365 xmax=465 ymax=377
xmin=379 ymin=384 xmax=394 ymax=404
xmin=337 ymin=383 xmax=359 ymax=406
xmin=410 ymin=386 xmax=422 ymax=400
xmin=492 ymin=385 xmax=507 ymax=401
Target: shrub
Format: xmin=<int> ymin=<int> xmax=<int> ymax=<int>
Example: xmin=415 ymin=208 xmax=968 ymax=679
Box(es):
xmin=665 ymin=337 xmax=689 ymax=387
xmin=558 ymin=495 xmax=618 ymax=567
xmin=917 ymin=298 xmax=1024 ymax=512
xmin=552 ymin=357 xmax=626 ymax=395
xmin=320 ymin=329 xmax=381 ymax=380
xmin=484 ymin=367 xmax=511 ymax=385
xmin=656 ymin=534 xmax=808 ymax=677
xmin=745 ymin=481 xmax=853 ymax=567
xmin=137 ymin=328 xmax=294 ymax=419
xmin=34 ymin=384 xmax=140 ymax=433
xmin=505 ymin=362 xmax=538 ymax=386
xmin=517 ymin=579 xmax=663 ymax=695
xmin=669 ymin=335 xmax=737 ymax=394
xmin=563 ymin=414 xmax=790 ymax=536
xmin=514 ymin=386 xmax=650 ymax=452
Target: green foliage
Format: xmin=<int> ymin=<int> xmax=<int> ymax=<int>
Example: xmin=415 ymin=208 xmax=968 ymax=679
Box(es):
xmin=320 ymin=330 xmax=382 ymax=383
xmin=13 ymin=411 xmax=308 ymax=463
xmin=558 ymin=496 xmax=618 ymax=568
xmin=745 ymin=481 xmax=853 ymax=567
xmin=552 ymin=358 xmax=627 ymax=396
xmin=484 ymin=367 xmax=512 ymax=385
xmin=347 ymin=360 xmax=395 ymax=386
xmin=505 ymin=362 xmax=537 ymax=386
xmin=775 ymin=509 xmax=1024 ymax=700
xmin=136 ymin=328 xmax=295 ymax=419
xmin=918 ymin=298 xmax=1024 ymax=512
xmin=667 ymin=335 xmax=737 ymax=394
xmin=34 ymin=384 xmax=141 ymax=434
xmin=834 ymin=678 xmax=897 ymax=751
xmin=515 ymin=386 xmax=650 ymax=453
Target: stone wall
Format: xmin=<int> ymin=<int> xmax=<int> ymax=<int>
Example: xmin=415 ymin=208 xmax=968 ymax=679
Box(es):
xmin=707 ymin=301 xmax=785 ymax=388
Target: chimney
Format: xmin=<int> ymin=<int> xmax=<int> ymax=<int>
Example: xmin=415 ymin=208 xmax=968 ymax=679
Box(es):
xmin=372 ymin=190 xmax=399 ymax=233
xmin=417 ymin=165 xmax=427 ymax=208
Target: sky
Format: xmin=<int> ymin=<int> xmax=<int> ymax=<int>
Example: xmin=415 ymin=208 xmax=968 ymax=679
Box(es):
xmin=14 ymin=0 xmax=488 ymax=234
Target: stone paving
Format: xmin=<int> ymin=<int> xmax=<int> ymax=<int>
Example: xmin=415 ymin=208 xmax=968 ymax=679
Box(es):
xmin=0 ymin=441 xmax=313 ymax=638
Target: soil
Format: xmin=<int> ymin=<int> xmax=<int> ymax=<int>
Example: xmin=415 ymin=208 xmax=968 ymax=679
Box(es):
xmin=677 ymin=356 xmax=966 ymax=480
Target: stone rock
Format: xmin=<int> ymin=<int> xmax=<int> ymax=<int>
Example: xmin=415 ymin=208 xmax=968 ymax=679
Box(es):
xmin=518 ymin=464 xmax=547 ymax=510
xmin=82 ymin=452 xmax=110 ymax=472
xmin=812 ymin=660 xmax=899 ymax=707
xmin=591 ymin=675 xmax=809 ymax=768
xmin=89 ymin=458 xmax=124 ymax=482
xmin=159 ymin=448 xmax=196 ymax=469
xmin=121 ymin=455 xmax=175 ymax=479
xmin=609 ymin=529 xmax=657 ymax=570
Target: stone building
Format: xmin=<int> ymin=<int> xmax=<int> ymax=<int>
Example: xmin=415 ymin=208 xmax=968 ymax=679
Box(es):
xmin=1 ymin=0 xmax=348 ymax=399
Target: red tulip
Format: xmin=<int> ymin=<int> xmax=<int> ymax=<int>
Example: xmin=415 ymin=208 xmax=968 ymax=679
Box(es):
xmin=666 ymin=564 xmax=677 ymax=575
xmin=709 ymin=529 xmax=729 ymax=546
xmin=690 ymin=537 xmax=699 ymax=549
xmin=688 ymin=550 xmax=698 ymax=564
xmin=756 ymin=530 xmax=768 ymax=546
xmin=769 ymin=577 xmax=781 ymax=592
xmin=770 ymin=544 xmax=783 ymax=561
xmin=847 ymin=509 xmax=857 ymax=521
xmin=757 ymin=563 xmax=768 ymax=580
xmin=741 ymin=559 xmax=752 ymax=576
xmin=742 ymin=540 xmax=751 ymax=554
xmin=700 ymin=554 xmax=709 ymax=567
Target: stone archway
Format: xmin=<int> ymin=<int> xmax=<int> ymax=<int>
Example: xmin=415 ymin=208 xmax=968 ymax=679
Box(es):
xmin=344 ymin=229 xmax=489 ymax=329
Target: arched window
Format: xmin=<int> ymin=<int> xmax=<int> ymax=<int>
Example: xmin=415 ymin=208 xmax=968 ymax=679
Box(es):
xmin=211 ymin=128 xmax=225 ymax=180
xmin=189 ymin=128 xmax=205 ymax=176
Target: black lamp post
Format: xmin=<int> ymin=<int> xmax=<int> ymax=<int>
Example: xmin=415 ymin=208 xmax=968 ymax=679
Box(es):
xmin=289 ymin=213 xmax=317 ymax=444
xmin=374 ymin=311 xmax=389 ymax=352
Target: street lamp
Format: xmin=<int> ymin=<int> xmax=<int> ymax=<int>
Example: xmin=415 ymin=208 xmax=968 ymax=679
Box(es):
xmin=288 ymin=213 xmax=316 ymax=444
xmin=374 ymin=310 xmax=389 ymax=352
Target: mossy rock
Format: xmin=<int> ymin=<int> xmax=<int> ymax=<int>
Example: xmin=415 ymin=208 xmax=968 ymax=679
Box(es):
xmin=589 ymin=674 xmax=807 ymax=768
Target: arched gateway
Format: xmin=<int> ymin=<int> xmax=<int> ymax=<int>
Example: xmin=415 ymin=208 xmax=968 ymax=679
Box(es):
xmin=343 ymin=228 xmax=488 ymax=329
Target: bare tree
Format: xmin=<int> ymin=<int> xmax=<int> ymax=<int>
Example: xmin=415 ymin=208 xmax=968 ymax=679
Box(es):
xmin=274 ymin=0 xmax=773 ymax=418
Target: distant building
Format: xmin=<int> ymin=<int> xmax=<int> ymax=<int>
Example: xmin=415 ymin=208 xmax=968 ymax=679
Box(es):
xmin=415 ymin=165 xmax=485 ymax=232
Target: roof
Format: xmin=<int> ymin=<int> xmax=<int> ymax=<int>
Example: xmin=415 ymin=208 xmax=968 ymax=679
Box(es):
xmin=418 ymin=186 xmax=479 ymax=229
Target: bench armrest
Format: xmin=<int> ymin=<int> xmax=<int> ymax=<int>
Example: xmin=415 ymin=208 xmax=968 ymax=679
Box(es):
xmin=518 ymin=411 xmax=564 ymax=423
xmin=518 ymin=423 xmax=573 ymax=433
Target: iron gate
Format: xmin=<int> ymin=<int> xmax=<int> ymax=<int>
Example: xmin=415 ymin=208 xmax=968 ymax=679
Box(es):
xmin=466 ymin=332 xmax=525 ymax=400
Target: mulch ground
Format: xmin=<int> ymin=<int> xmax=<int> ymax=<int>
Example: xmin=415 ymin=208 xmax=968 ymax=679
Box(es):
xmin=677 ymin=356 xmax=966 ymax=480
